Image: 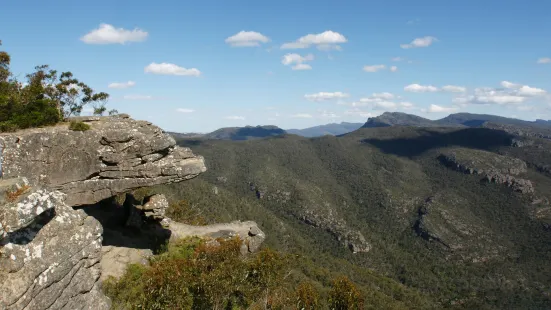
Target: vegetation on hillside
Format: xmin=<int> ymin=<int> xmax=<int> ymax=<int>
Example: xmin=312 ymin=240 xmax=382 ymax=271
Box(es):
xmin=104 ymin=236 xmax=431 ymax=309
xmin=0 ymin=40 xmax=112 ymax=132
xmin=162 ymin=126 xmax=551 ymax=309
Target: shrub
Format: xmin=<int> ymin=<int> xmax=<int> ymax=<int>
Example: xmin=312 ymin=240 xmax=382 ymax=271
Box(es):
xmin=166 ymin=199 xmax=208 ymax=225
xmin=295 ymin=281 xmax=321 ymax=309
xmin=328 ymin=276 xmax=365 ymax=310
xmin=103 ymin=237 xmax=291 ymax=310
xmin=68 ymin=121 xmax=90 ymax=131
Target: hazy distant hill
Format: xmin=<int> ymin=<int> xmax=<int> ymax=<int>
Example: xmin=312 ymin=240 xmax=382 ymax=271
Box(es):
xmin=170 ymin=125 xmax=285 ymax=141
xmin=286 ymin=122 xmax=363 ymax=137
xmin=362 ymin=112 xmax=440 ymax=128
xmin=364 ymin=112 xmax=551 ymax=129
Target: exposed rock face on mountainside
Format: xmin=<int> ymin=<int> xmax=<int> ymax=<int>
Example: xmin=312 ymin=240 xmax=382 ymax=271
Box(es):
xmin=439 ymin=149 xmax=535 ymax=194
xmin=1 ymin=116 xmax=251 ymax=310
xmin=0 ymin=115 xmax=207 ymax=206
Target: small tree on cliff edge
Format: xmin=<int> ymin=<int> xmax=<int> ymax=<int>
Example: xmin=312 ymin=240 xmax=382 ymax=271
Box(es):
xmin=0 ymin=40 xmax=110 ymax=129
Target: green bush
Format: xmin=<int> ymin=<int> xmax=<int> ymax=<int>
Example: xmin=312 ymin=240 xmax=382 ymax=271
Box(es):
xmin=103 ymin=237 xmax=291 ymax=310
xmin=68 ymin=121 xmax=90 ymax=131
xmin=328 ymin=276 xmax=365 ymax=310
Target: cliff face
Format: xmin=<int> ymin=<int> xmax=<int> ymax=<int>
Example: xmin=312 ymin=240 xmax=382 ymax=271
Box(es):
xmin=0 ymin=116 xmax=207 ymax=310
xmin=0 ymin=115 xmax=206 ymax=206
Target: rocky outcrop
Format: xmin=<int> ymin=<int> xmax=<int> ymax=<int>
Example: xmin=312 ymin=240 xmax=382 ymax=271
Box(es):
xmin=0 ymin=116 xmax=209 ymax=310
xmin=0 ymin=180 xmax=109 ymax=310
xmin=169 ymin=221 xmax=266 ymax=255
xmin=439 ymin=150 xmax=534 ymax=194
xmin=0 ymin=115 xmax=206 ymax=206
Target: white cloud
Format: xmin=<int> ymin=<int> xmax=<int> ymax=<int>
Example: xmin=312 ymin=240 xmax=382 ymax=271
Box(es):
xmin=404 ymin=84 xmax=439 ymax=92
xmin=400 ymin=36 xmax=437 ymax=49
xmin=518 ymin=85 xmax=546 ymax=96
xmin=390 ymin=66 xmax=398 ymax=72
xmin=144 ymin=63 xmax=201 ymax=76
xmin=455 ymin=88 xmax=525 ymax=105
xmin=500 ymin=81 xmax=546 ymax=96
xmin=176 ymin=108 xmax=195 ymax=113
xmin=281 ymin=30 xmax=347 ymax=50
xmin=81 ymin=23 xmax=148 ymax=44
xmin=291 ymin=113 xmax=313 ymax=118
xmin=292 ymin=64 xmax=312 ymax=70
xmin=225 ymin=31 xmax=270 ymax=47
xmin=392 ymin=57 xmax=404 ymax=62
xmin=442 ymin=85 xmax=466 ymax=93
xmin=123 ymin=94 xmax=154 ymax=100
xmin=537 ymin=57 xmax=551 ymax=64
xmin=428 ymin=104 xmax=458 ymax=113
xmin=282 ymin=53 xmax=314 ymax=65
xmin=108 ymin=81 xmax=136 ymax=89
xmin=304 ymin=91 xmax=349 ymax=101
xmin=225 ymin=116 xmax=245 ymax=120
xmin=501 ymin=81 xmax=519 ymax=89
xmin=363 ymin=64 xmax=386 ymax=72
xmin=372 ymin=92 xmax=395 ymax=100
xmin=282 ymin=53 xmax=314 ymax=70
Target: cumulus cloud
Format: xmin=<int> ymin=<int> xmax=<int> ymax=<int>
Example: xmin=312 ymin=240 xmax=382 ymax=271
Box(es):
xmin=537 ymin=57 xmax=551 ymax=64
xmin=144 ymin=63 xmax=201 ymax=76
xmin=442 ymin=85 xmax=466 ymax=93
xmin=390 ymin=66 xmax=398 ymax=72
xmin=123 ymin=94 xmax=154 ymax=100
xmin=281 ymin=30 xmax=347 ymax=50
xmin=81 ymin=23 xmax=148 ymax=44
xmin=363 ymin=64 xmax=386 ymax=72
xmin=304 ymin=91 xmax=349 ymax=101
xmin=453 ymin=84 xmax=536 ymax=105
xmin=225 ymin=31 xmax=270 ymax=47
xmin=372 ymin=92 xmax=396 ymax=100
xmin=404 ymin=84 xmax=439 ymax=92
xmin=392 ymin=57 xmax=405 ymax=62
xmin=108 ymin=81 xmax=136 ymax=89
xmin=500 ymin=81 xmax=546 ymax=96
xmin=428 ymin=104 xmax=459 ymax=113
xmin=176 ymin=108 xmax=194 ymax=113
xmin=291 ymin=113 xmax=313 ymax=118
xmin=225 ymin=116 xmax=245 ymax=120
xmin=282 ymin=53 xmax=314 ymax=70
xmin=400 ymin=36 xmax=437 ymax=49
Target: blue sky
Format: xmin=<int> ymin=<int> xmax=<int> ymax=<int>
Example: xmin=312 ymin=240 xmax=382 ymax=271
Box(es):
xmin=1 ymin=0 xmax=550 ymax=132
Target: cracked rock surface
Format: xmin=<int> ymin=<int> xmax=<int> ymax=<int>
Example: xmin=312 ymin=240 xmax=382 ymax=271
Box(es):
xmin=0 ymin=115 xmax=206 ymax=206
xmin=0 ymin=186 xmax=109 ymax=310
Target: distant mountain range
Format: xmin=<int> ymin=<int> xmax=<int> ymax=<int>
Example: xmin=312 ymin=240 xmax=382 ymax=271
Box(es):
xmin=363 ymin=112 xmax=551 ymax=129
xmin=169 ymin=112 xmax=551 ymax=141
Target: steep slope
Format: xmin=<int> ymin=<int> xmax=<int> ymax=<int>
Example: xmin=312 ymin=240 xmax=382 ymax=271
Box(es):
xmin=287 ymin=122 xmax=363 ymax=137
xmin=170 ymin=126 xmax=551 ymax=309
